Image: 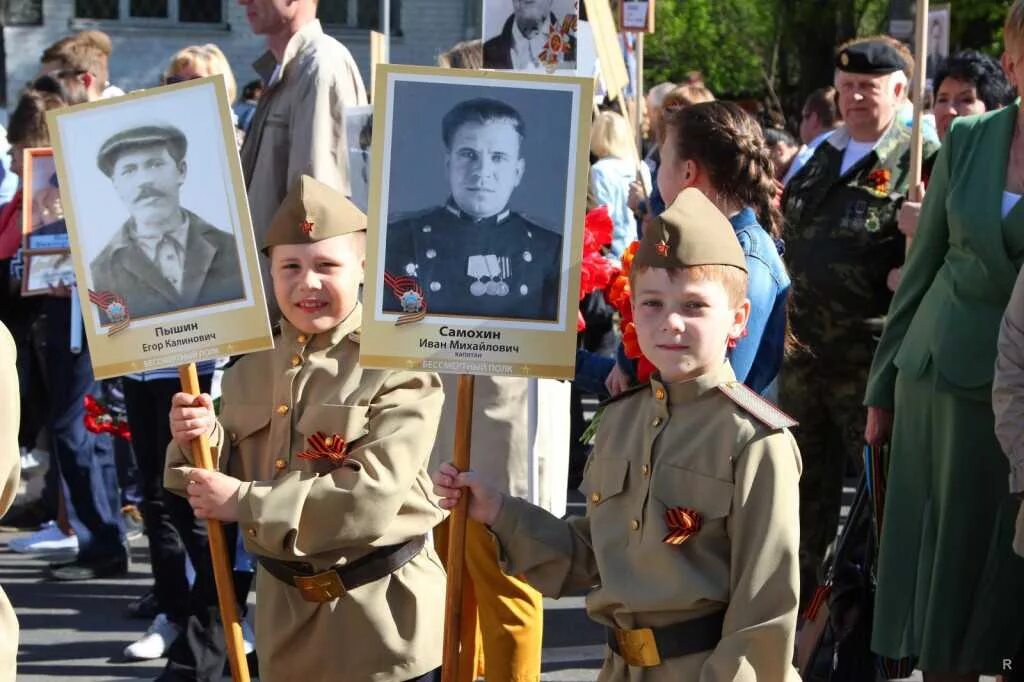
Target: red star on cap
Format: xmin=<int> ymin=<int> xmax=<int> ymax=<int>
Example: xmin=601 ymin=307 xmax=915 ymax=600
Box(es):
xmin=655 ymin=240 xmax=669 ymax=257
xmin=300 ymin=218 xmax=315 ymax=235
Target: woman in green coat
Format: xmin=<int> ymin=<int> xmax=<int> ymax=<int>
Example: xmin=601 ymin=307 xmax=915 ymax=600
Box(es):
xmin=865 ymin=6 xmax=1024 ymax=677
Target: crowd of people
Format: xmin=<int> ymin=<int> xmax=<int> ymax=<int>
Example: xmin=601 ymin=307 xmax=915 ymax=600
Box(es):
xmin=2 ymin=0 xmax=1024 ymax=680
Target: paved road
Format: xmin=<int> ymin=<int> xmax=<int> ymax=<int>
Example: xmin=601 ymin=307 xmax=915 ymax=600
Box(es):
xmin=1 ymin=490 xmax=986 ymax=682
xmin=1 ymin=494 xmax=604 ymax=682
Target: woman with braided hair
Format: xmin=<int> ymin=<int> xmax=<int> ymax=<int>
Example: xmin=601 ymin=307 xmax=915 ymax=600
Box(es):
xmin=607 ymin=100 xmax=791 ymax=397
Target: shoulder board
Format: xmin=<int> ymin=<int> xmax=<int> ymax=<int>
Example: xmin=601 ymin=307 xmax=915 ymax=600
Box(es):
xmin=717 ymin=381 xmax=798 ymax=430
xmin=598 ymin=382 xmax=649 ymax=408
xmin=347 ymin=330 xmax=361 ymax=344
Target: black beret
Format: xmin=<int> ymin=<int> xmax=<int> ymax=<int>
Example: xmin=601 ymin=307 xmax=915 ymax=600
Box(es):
xmin=96 ymin=124 xmax=187 ymax=177
xmin=836 ymin=40 xmax=907 ymax=75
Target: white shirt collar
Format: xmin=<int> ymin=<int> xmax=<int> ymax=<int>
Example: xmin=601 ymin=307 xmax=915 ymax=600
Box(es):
xmin=510 ymin=15 xmax=551 ymax=70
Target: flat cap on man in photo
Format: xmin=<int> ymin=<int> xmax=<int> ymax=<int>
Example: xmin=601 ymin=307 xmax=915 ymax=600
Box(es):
xmin=634 ymin=187 xmax=748 ymax=272
xmin=96 ymin=124 xmax=188 ymax=177
xmin=261 ymin=174 xmax=367 ymax=254
xmin=835 ymin=40 xmax=907 ymax=75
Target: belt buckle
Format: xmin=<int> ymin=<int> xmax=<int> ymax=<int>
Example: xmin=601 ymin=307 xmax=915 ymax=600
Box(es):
xmin=614 ymin=627 xmax=661 ymax=667
xmin=293 ymin=570 xmax=346 ymax=603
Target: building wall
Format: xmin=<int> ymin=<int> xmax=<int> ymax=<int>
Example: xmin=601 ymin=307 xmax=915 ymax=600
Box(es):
xmin=3 ymin=0 xmax=476 ymax=109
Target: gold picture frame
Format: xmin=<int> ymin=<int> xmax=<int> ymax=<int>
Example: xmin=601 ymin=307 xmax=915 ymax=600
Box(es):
xmin=20 ymin=147 xmax=73 ymax=296
xmin=360 ymin=64 xmax=594 ymax=380
xmin=47 ymin=75 xmax=273 ymax=379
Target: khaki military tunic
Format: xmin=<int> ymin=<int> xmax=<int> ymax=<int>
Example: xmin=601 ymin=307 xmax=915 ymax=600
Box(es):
xmin=165 ymin=306 xmax=447 ymax=682
xmin=489 ymin=362 xmax=802 ymax=680
xmin=0 ymin=323 xmax=19 ymax=682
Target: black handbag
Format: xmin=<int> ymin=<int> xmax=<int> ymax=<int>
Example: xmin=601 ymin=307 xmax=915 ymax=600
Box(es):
xmin=796 ymin=446 xmax=916 ymax=681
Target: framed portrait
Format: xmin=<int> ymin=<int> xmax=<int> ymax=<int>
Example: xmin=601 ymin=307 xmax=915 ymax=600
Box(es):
xmin=20 ymin=147 xmax=72 ymax=296
xmin=925 ymin=5 xmax=951 ymax=82
xmin=620 ymin=0 xmax=654 ymax=33
xmin=345 ymin=105 xmax=374 ymax=213
xmin=483 ymin=0 xmax=580 ymax=74
xmin=47 ymin=75 xmax=274 ymax=379
xmin=360 ymin=65 xmax=594 ymax=380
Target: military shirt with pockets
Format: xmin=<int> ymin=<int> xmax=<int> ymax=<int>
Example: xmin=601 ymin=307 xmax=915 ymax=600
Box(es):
xmin=165 ymin=305 xmax=446 ymax=682
xmin=489 ymin=361 xmax=803 ymax=681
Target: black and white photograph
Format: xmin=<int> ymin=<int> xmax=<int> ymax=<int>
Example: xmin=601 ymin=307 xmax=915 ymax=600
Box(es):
xmin=378 ymin=74 xmax=581 ymax=323
xmin=926 ymin=5 xmax=951 ymax=83
xmin=345 ymin=105 xmax=374 ymax=213
xmin=49 ymin=76 xmax=252 ymax=327
xmin=23 ymin=252 xmax=75 ymax=294
xmin=483 ymin=0 xmax=579 ymax=73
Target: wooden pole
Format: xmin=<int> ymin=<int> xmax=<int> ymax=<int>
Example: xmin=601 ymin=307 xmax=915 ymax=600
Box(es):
xmin=441 ymin=374 xmax=476 ymax=682
xmin=370 ymin=30 xmax=387 ymax=101
xmin=178 ymin=363 xmax=250 ymax=682
xmin=907 ymin=0 xmax=929 ymax=250
xmin=634 ymin=33 xmax=645 ymax=154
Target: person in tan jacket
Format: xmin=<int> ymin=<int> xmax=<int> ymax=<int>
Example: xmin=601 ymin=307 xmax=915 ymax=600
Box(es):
xmin=165 ymin=176 xmax=446 ymax=681
xmin=435 ymin=188 xmax=803 ymax=680
xmin=237 ymin=0 xmax=367 ymax=319
xmin=994 ymin=264 xmax=1024 ymax=558
xmin=0 ymin=322 xmax=21 ymax=681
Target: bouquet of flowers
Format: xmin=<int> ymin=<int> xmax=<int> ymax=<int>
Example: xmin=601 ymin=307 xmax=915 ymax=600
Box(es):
xmin=606 ymin=240 xmax=656 ymax=384
xmin=577 ymin=205 xmax=618 ymax=332
xmin=84 ymin=394 xmax=132 ymax=441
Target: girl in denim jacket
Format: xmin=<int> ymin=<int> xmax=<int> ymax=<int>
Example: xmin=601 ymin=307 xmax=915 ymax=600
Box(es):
xmin=583 ymin=100 xmax=791 ymax=398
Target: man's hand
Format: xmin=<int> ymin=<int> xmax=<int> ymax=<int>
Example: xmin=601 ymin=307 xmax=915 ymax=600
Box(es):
xmin=898 ymin=200 xmax=921 ymax=238
xmin=887 ymin=267 xmax=902 ymax=293
xmin=170 ymin=392 xmax=215 ymax=446
xmin=432 ymin=462 xmax=504 ymax=526
xmin=627 ymin=180 xmax=645 ymax=212
xmin=186 ymin=468 xmax=242 ymax=521
xmin=865 ymin=406 xmax=894 ymax=448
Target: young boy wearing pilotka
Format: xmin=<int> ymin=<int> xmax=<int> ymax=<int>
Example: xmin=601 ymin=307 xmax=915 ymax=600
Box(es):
xmin=435 ymin=188 xmax=803 ymax=680
xmin=165 ymin=175 xmax=447 ymax=682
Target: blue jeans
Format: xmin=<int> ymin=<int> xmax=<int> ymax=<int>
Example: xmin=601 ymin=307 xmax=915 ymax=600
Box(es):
xmin=43 ymin=298 xmax=124 ymax=561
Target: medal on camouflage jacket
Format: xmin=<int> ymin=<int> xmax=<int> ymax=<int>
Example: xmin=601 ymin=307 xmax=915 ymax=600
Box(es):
xmin=864 ymin=206 xmax=881 ymax=232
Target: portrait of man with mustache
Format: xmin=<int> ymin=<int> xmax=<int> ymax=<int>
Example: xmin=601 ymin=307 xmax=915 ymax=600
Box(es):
xmin=383 ymin=97 xmax=562 ymax=321
xmin=89 ymin=124 xmax=245 ymax=321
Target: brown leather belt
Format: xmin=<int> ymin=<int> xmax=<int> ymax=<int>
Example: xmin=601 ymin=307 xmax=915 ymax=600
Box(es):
xmin=256 ymin=535 xmax=426 ymax=603
xmin=606 ymin=609 xmax=725 ymax=667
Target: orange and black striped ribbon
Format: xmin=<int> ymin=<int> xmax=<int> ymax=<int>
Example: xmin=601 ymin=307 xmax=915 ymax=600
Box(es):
xmin=662 ymin=507 xmax=701 ymax=545
xmin=297 ymin=431 xmax=347 ymax=461
xmin=383 ymin=272 xmax=427 ymax=326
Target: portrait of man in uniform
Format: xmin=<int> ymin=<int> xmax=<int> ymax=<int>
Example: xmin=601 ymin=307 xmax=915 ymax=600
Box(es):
xmin=88 ymin=124 xmax=245 ymax=321
xmin=483 ymin=0 xmax=579 ymax=72
xmin=383 ymin=96 xmax=563 ymax=322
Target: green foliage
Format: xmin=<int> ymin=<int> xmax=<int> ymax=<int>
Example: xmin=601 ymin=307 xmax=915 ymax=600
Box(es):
xmin=948 ymin=0 xmax=1008 ymax=54
xmin=645 ymin=0 xmax=776 ymax=96
xmin=643 ymin=0 xmax=1009 ymax=122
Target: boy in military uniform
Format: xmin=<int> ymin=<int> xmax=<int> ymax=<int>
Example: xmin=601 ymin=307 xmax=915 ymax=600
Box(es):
xmin=434 ymin=188 xmax=803 ymax=679
xmin=165 ymin=175 xmax=447 ymax=681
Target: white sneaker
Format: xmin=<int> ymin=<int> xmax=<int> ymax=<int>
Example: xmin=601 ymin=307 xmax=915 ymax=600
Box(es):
xmin=242 ymin=619 xmax=255 ymax=655
xmin=123 ymin=613 xmax=181 ymax=660
xmin=8 ymin=521 xmax=79 ymax=554
xmin=19 ymin=448 xmax=47 ymax=472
